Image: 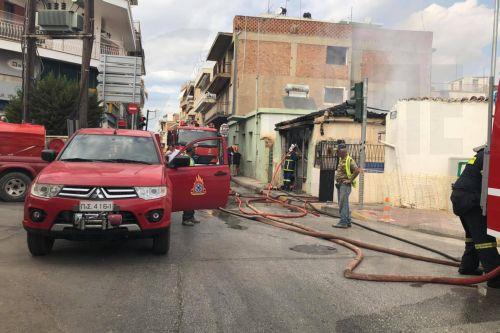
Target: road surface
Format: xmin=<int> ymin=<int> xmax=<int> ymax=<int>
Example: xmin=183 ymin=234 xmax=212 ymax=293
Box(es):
xmin=0 ymin=200 xmax=499 ymax=332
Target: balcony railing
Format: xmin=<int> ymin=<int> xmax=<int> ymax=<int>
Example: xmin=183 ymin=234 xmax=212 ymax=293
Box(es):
xmin=0 ymin=14 xmax=125 ymax=59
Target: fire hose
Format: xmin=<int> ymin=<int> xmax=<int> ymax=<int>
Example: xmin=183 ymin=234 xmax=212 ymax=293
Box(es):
xmin=221 ymin=152 xmax=500 ymax=286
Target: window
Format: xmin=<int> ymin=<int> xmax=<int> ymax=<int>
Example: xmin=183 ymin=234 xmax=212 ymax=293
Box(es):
xmin=326 ymin=46 xmax=347 ymax=65
xmin=324 ymin=87 xmax=344 ymax=104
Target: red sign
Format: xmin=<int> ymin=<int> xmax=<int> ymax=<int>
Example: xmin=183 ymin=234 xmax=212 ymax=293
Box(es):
xmin=128 ymin=104 xmax=139 ymax=115
xmin=117 ymin=119 xmax=127 ymax=128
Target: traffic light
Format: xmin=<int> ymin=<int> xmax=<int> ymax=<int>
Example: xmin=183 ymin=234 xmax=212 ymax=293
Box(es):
xmin=138 ymin=116 xmax=146 ymax=130
xmin=347 ymin=82 xmax=364 ymax=123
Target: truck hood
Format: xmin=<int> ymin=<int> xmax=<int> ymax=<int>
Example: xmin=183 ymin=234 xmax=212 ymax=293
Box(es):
xmin=37 ymin=161 xmax=165 ymax=187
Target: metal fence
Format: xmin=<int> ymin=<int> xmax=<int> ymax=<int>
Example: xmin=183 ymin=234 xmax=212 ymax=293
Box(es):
xmin=315 ymin=141 xmax=385 ymax=173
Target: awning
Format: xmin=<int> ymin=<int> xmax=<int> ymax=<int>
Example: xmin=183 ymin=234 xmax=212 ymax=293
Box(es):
xmin=207 ymin=33 xmax=233 ymax=61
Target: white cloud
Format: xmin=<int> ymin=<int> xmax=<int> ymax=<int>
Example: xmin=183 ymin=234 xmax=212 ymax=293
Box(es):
xmin=403 ymin=0 xmax=493 ymax=66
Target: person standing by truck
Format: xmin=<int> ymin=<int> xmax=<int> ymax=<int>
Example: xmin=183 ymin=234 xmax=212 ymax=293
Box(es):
xmin=182 ymin=147 xmax=200 ymax=226
xmin=451 ymin=146 xmax=499 ymax=288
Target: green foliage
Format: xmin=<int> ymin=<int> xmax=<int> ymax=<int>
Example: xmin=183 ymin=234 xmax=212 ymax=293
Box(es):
xmin=4 ymin=73 xmax=103 ymax=135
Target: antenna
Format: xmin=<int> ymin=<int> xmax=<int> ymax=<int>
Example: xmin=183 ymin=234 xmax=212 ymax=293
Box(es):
xmin=350 ymin=6 xmax=353 ymax=22
xmin=267 ymin=0 xmax=271 ymax=14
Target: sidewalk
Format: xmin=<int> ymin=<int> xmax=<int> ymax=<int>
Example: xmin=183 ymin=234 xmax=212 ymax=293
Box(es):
xmin=231 ymin=176 xmax=465 ymax=241
xmin=317 ymin=202 xmax=465 ymax=240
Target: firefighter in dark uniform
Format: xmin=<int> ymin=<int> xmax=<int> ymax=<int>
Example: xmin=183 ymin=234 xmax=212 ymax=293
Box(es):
xmin=282 ymin=145 xmax=298 ymax=191
xmin=450 ymin=146 xmax=500 ymax=288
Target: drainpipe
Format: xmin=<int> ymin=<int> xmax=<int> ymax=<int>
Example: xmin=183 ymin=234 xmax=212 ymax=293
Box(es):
xmin=231 ymin=31 xmax=241 ymax=117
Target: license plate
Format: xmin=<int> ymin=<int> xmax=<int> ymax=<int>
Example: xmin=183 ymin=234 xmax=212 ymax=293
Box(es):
xmin=79 ymin=201 xmax=114 ymax=212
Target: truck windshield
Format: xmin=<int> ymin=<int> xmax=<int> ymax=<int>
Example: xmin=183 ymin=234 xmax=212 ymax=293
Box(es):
xmin=60 ymin=134 xmax=160 ymax=165
xmin=178 ymin=129 xmax=218 ymax=147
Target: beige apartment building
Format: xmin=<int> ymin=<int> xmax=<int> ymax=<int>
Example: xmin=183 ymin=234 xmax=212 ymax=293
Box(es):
xmin=182 ymin=14 xmax=433 ymax=182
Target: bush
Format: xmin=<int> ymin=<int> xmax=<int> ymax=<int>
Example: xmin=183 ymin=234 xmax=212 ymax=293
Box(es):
xmin=5 ymin=73 xmax=103 ymax=135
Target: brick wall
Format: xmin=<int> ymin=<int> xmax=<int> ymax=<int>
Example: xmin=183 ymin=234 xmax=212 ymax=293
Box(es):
xmin=238 ymin=40 xmax=291 ymax=76
xmin=296 ymin=44 xmax=349 ymax=79
xmin=234 ymin=15 xmax=352 ymax=39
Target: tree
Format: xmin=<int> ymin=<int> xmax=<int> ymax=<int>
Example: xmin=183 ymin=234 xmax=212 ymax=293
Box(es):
xmin=5 ymin=73 xmax=103 ymax=135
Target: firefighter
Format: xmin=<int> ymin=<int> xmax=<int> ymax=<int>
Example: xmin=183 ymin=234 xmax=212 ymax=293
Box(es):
xmin=450 ymin=146 xmax=499 ymax=288
xmin=282 ymin=145 xmax=298 ymax=191
xmin=182 ymin=147 xmax=200 ymax=226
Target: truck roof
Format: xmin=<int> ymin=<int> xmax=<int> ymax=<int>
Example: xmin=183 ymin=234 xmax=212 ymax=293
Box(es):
xmin=176 ymin=126 xmax=217 ymax=132
xmin=77 ymin=128 xmax=153 ymax=137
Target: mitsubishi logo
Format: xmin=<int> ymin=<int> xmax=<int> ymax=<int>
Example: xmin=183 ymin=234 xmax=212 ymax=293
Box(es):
xmin=91 ymin=188 xmax=106 ymax=199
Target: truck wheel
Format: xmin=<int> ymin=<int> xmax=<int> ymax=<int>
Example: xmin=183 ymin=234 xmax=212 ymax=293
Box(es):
xmin=27 ymin=232 xmax=54 ymax=256
xmin=0 ymin=172 xmax=32 ymax=202
xmin=152 ymin=227 xmax=170 ymax=255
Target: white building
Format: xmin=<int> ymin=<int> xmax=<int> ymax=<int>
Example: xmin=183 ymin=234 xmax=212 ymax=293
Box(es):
xmin=0 ymin=0 xmax=145 ymax=126
xmin=382 ymin=98 xmax=489 ymax=210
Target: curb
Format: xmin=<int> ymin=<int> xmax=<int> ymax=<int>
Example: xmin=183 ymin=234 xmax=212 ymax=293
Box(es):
xmin=231 ymin=178 xmax=265 ymax=193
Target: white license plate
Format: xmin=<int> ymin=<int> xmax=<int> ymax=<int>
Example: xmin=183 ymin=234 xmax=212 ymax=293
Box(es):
xmin=79 ymin=201 xmax=114 ymax=212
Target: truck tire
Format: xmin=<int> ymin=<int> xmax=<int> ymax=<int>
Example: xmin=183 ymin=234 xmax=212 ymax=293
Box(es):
xmin=27 ymin=232 xmax=54 ymax=256
xmin=0 ymin=172 xmax=32 ymax=202
xmin=152 ymin=227 xmax=170 ymax=255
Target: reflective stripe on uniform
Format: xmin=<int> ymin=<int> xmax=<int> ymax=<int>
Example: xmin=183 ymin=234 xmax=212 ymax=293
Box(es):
xmin=474 ymin=242 xmax=498 ymax=250
xmin=465 ymin=238 xmax=473 ymax=243
xmin=467 ymin=157 xmax=477 ymax=165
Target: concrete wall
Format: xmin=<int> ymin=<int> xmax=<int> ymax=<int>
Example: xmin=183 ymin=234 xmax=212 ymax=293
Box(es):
xmin=229 ymin=109 xmax=311 ymax=183
xmin=383 ymin=100 xmax=488 ymax=210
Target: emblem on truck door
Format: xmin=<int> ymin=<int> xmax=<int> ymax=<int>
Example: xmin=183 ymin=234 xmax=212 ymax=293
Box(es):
xmin=190 ymin=175 xmax=207 ymax=196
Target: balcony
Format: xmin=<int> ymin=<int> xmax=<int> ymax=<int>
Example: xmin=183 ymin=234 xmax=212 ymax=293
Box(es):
xmin=0 ymin=11 xmax=125 ymax=60
xmin=206 ymin=61 xmax=231 ymax=94
xmin=193 ymin=93 xmax=217 ymax=114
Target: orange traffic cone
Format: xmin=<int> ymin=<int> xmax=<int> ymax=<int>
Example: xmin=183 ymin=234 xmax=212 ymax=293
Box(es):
xmin=379 ymin=197 xmax=394 ymax=222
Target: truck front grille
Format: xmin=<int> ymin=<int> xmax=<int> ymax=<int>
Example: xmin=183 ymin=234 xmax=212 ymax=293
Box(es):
xmin=58 ymin=187 xmax=138 ymax=199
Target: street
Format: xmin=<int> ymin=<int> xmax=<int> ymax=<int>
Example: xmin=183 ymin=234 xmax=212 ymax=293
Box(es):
xmin=1 ymin=196 xmax=499 ymax=333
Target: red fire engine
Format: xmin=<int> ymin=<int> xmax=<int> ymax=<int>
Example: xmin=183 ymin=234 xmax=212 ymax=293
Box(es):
xmin=167 ymin=122 xmax=219 ymax=164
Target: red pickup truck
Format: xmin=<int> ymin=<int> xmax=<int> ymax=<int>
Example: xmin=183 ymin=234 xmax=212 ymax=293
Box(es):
xmin=0 ymin=122 xmax=48 ymax=202
xmin=23 ymin=128 xmax=230 ymax=255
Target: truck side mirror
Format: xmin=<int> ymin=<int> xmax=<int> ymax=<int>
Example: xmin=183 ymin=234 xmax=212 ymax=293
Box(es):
xmin=41 ymin=149 xmax=56 ymax=162
xmin=168 ymin=155 xmax=191 ymax=168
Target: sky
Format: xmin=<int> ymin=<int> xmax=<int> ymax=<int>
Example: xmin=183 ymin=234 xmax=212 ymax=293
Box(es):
xmin=132 ymin=0 xmax=497 ymax=127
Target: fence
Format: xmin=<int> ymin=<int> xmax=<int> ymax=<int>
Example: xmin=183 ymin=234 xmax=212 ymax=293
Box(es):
xmin=315 ymin=141 xmax=385 ymax=173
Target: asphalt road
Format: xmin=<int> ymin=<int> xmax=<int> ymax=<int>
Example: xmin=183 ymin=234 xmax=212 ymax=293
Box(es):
xmin=0 ymin=199 xmax=499 ymax=333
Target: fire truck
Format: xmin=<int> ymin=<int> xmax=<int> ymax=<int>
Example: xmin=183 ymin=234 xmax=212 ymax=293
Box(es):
xmin=0 ymin=121 xmax=65 ymax=202
xmin=486 ymin=86 xmax=500 ymax=238
xmin=167 ymin=123 xmax=219 ymax=164
xmin=23 ymin=128 xmax=230 ymax=256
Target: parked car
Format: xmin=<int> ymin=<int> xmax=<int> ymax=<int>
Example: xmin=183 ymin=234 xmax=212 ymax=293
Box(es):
xmin=23 ymin=128 xmax=230 ymax=255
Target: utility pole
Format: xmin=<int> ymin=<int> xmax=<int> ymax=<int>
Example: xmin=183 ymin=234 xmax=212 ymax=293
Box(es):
xmin=359 ymin=78 xmax=368 ymax=209
xmin=77 ymin=0 xmax=95 ymax=129
xmin=22 ymin=0 xmax=37 ymax=124
xmin=481 ymin=0 xmax=499 ymax=214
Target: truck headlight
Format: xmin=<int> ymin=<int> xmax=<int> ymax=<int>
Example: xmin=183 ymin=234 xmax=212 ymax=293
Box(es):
xmin=31 ymin=183 xmax=63 ymax=198
xmin=135 ymin=186 xmax=167 ymax=200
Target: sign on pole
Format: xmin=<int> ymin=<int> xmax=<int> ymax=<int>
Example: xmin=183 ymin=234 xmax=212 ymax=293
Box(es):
xmin=128 ymin=104 xmax=139 ymax=115
xmin=97 ymin=55 xmax=143 ymax=104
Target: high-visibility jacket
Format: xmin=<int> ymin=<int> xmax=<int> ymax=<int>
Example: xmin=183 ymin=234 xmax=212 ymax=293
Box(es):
xmin=345 ymin=155 xmax=357 ymax=188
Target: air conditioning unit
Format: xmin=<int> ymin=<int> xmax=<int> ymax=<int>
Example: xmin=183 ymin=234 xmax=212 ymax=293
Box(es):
xmin=36 ymin=10 xmax=84 ymax=32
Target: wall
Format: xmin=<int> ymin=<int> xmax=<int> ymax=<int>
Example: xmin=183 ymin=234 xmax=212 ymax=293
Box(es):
xmin=383 ymin=100 xmax=488 ymax=210
xmin=229 ymin=109 xmax=311 ymax=183
xmin=233 ymin=16 xmax=352 ymax=118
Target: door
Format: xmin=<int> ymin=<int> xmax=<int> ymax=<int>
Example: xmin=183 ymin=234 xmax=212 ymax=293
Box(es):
xmin=168 ymin=137 xmax=230 ymax=212
xmin=487 ymin=84 xmax=500 ymax=238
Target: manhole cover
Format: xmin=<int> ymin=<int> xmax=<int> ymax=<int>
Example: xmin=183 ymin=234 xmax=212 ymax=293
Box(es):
xmin=290 ymin=244 xmax=337 ymax=255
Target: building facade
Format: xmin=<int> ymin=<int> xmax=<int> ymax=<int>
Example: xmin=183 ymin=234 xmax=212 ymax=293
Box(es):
xmin=182 ymin=14 xmax=433 ymax=183
xmin=0 ymin=0 xmax=145 ymax=126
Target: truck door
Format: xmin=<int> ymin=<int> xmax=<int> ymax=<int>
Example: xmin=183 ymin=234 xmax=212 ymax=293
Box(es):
xmin=168 ymin=137 xmax=230 ymax=212
xmin=487 ymin=85 xmax=500 ymax=238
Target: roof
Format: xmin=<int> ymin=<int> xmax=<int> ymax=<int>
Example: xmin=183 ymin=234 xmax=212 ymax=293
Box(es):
xmin=275 ymin=103 xmax=386 ymax=130
xmin=77 ymin=128 xmax=153 ymax=137
xmin=207 ymin=32 xmax=233 ymax=61
xmin=0 ymin=121 xmax=45 ymax=136
xmin=400 ymin=96 xmax=489 ymax=103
